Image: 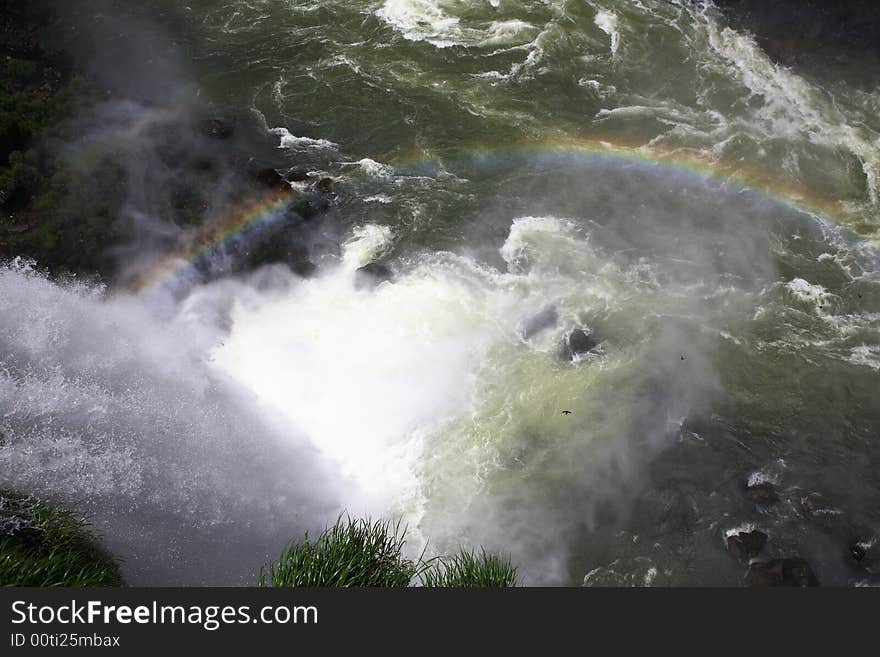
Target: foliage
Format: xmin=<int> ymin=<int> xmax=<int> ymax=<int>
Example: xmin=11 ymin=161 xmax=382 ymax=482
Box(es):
xmin=0 ymin=490 xmax=123 ymax=587
xmin=260 ymin=515 xmax=517 ymax=588
xmin=259 ymin=516 xmax=424 ymax=587
xmin=420 ymin=548 xmax=518 ymax=588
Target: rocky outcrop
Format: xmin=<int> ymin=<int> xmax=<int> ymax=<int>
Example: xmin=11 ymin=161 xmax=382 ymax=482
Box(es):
xmin=726 ymin=529 xmax=768 ymax=561
xmin=560 ymin=327 xmax=599 ymax=361
xmin=745 ymin=481 xmax=779 ymax=506
xmin=252 ymin=167 xmax=294 ymax=193
xmin=747 ymin=558 xmax=819 ymax=587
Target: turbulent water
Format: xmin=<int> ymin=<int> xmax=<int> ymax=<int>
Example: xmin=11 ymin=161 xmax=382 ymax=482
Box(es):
xmin=2 ymin=0 xmax=880 ymax=585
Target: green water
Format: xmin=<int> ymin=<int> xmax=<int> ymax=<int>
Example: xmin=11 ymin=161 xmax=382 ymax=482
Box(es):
xmin=3 ymin=0 xmax=880 ymax=585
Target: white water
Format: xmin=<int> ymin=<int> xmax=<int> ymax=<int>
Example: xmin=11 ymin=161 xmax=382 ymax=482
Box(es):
xmin=1 ymin=212 xmax=735 ymax=583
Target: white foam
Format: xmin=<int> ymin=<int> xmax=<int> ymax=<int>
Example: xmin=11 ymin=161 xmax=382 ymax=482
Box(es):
xmin=341 ymin=224 xmax=394 ymax=270
xmin=848 ymin=344 xmax=880 ymax=371
xmin=785 ymin=278 xmax=832 ymax=311
xmin=375 ymin=0 xmax=466 ymax=48
xmin=594 ymin=10 xmax=620 ymax=56
xmin=348 ymin=157 xmax=394 ymax=178
xmin=269 ymin=126 xmax=338 ymax=151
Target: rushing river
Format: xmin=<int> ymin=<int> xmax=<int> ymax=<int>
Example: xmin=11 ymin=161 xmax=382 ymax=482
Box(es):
xmin=1 ymin=0 xmax=879 ymax=585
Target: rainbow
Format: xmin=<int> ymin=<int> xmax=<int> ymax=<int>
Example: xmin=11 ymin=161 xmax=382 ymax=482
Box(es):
xmin=131 ymin=189 xmax=293 ymax=296
xmin=132 ymin=136 xmax=878 ymax=296
xmin=390 ymin=137 xmax=878 ymax=235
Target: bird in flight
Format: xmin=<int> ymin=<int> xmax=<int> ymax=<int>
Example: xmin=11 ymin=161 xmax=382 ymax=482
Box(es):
xmin=562 ymin=410 xmax=572 ymax=415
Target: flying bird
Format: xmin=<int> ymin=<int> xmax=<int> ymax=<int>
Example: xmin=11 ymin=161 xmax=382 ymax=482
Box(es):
xmin=562 ymin=410 xmax=572 ymax=415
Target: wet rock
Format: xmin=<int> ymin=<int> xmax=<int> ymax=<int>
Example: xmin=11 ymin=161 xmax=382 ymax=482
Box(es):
xmin=850 ymin=540 xmax=878 ymax=572
xmin=252 ymin=168 xmax=292 ymax=193
xmin=799 ymin=493 xmax=835 ymax=516
xmin=521 ymin=304 xmax=558 ymax=340
xmin=560 ymin=327 xmax=598 ymax=361
xmin=199 ymin=118 xmax=234 ymax=139
xmin=355 ymin=262 xmax=392 ymax=290
xmin=285 ymin=166 xmax=310 ymax=183
xmin=851 ymin=542 xmax=867 ymax=562
xmin=726 ymin=530 xmax=768 ymax=561
xmin=315 ymin=177 xmax=335 ymax=194
xmin=745 ymin=482 xmax=779 ymax=506
xmin=748 ymin=558 xmax=819 ymax=587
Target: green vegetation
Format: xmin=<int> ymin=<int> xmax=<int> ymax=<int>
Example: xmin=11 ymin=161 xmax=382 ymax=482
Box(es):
xmin=259 ymin=515 xmax=517 ymax=588
xmin=258 ymin=516 xmax=424 ymax=587
xmin=420 ymin=548 xmax=518 ymax=588
xmin=0 ymin=491 xmax=123 ymax=587
xmin=0 ymin=4 xmax=123 ymax=278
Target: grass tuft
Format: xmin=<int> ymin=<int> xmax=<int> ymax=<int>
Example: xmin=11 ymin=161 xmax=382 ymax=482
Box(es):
xmin=260 ymin=515 xmax=518 ymax=588
xmin=0 ymin=490 xmax=123 ymax=587
xmin=258 ymin=515 xmax=425 ymax=587
xmin=420 ymin=548 xmax=518 ymax=588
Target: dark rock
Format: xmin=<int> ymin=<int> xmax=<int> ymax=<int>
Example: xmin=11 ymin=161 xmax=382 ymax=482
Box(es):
xmin=798 ymin=493 xmax=840 ymax=518
xmin=850 ymin=540 xmax=878 ymax=572
xmin=285 ymin=166 xmax=310 ymax=183
xmin=851 ymin=542 xmax=867 ymax=562
xmin=560 ymin=327 xmax=598 ymax=361
xmin=726 ymin=530 xmax=768 ymax=561
xmin=291 ymin=259 xmax=316 ymax=278
xmin=521 ymin=304 xmax=558 ymax=340
xmin=355 ymin=262 xmax=393 ymax=290
xmin=315 ymin=177 xmax=335 ymax=194
xmin=745 ymin=482 xmax=779 ymax=506
xmin=199 ymin=118 xmax=234 ymax=139
xmin=748 ymin=558 xmax=819 ymax=587
xmin=288 ymin=198 xmax=318 ymax=220
xmin=252 ymin=168 xmax=292 ymax=193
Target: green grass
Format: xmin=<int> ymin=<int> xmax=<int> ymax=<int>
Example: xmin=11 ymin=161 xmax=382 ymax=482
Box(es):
xmin=259 ymin=516 xmax=426 ymax=587
xmin=420 ymin=548 xmax=518 ymax=588
xmin=260 ymin=515 xmax=517 ymax=588
xmin=0 ymin=491 xmax=123 ymax=587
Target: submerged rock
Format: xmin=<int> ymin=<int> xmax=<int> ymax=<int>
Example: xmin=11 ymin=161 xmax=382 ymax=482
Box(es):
xmin=745 ymin=482 xmax=779 ymax=506
xmin=560 ymin=327 xmax=599 ymax=361
xmin=520 ymin=304 xmax=559 ymax=340
xmin=726 ymin=530 xmax=768 ymax=561
xmin=748 ymin=558 xmax=819 ymax=587
xmin=355 ymin=262 xmax=392 ymax=290
xmin=198 ymin=118 xmax=234 ymax=139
